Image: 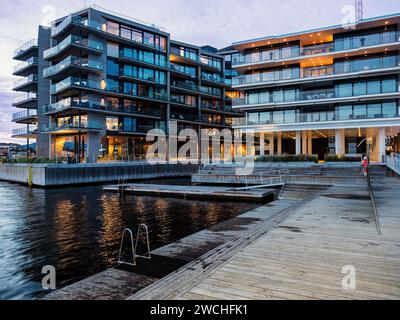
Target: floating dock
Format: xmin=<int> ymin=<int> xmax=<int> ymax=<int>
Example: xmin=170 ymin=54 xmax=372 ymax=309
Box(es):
xmin=103 ymin=184 xmax=276 ymax=202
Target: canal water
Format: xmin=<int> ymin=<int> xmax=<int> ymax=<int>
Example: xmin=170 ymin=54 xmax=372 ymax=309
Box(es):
xmin=0 ymin=179 xmax=259 ymax=300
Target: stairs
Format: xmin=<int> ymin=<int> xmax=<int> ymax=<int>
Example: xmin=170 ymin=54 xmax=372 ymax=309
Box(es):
xmin=279 ymin=184 xmax=329 ymax=200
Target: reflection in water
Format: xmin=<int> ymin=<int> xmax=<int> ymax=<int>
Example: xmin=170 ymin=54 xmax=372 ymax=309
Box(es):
xmin=0 ymin=180 xmax=258 ymax=300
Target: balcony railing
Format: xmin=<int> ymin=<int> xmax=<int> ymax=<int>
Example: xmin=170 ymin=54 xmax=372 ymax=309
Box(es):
xmin=232 ymin=32 xmax=400 ymax=66
xmin=233 ymin=55 xmax=400 ymax=86
xmin=169 ymin=64 xmax=197 ymax=78
xmin=12 ymin=126 xmax=37 ymax=136
xmin=43 ymin=120 xmax=103 ymax=132
xmin=12 ymin=110 xmax=37 ymax=121
xmin=43 ymin=56 xmax=103 ymax=77
xmin=120 ymin=49 xmax=167 ymax=68
xmin=44 ymin=35 xmax=104 ymax=60
xmin=201 ymin=73 xmax=225 ymax=85
xmin=13 ymin=92 xmax=37 ymax=105
xmin=233 ymin=85 xmax=400 ymax=107
xmin=41 ymin=98 xmax=162 ymax=118
xmin=13 ymin=57 xmax=38 ymax=74
xmin=14 ymin=39 xmax=37 ymax=59
xmin=171 ymin=80 xmax=201 ymax=92
xmin=13 ymin=74 xmax=38 ymax=89
xmin=242 ymin=110 xmax=400 ymax=127
xmin=51 ymin=76 xmax=169 ymax=101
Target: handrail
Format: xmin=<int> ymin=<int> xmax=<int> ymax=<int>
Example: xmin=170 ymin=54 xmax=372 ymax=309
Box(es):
xmin=118 ymin=228 xmax=136 ymax=266
xmin=118 ymin=224 xmax=151 ymax=267
xmin=367 ymin=165 xmax=382 ymax=236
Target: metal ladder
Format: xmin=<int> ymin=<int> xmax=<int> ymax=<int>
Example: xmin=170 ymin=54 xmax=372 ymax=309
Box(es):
xmin=118 ymin=224 xmax=151 ymax=267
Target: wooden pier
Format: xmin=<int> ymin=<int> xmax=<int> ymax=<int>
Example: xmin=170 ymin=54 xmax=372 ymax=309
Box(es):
xmin=103 ymin=184 xmax=276 ymax=202
xmin=130 ymin=178 xmax=400 ymax=300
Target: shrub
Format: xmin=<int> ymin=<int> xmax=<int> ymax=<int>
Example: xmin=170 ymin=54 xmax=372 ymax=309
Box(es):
xmin=255 ymin=155 xmax=318 ymax=163
xmin=324 ymin=154 xmax=362 ymax=162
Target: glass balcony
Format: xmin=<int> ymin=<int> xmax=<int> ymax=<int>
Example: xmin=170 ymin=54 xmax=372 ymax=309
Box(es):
xmin=50 ymin=76 xmax=169 ymax=101
xmin=201 ymin=73 xmax=225 ymax=85
xmin=44 ymin=35 xmax=103 ymax=60
xmin=243 ymin=108 xmax=400 ymax=127
xmin=43 ymin=56 xmax=103 ymax=78
xmin=12 ymin=109 xmax=37 ymax=121
xmin=12 ymin=126 xmax=37 ymax=137
xmin=169 ymin=64 xmax=197 ymax=77
xmin=13 ymin=57 xmax=38 ymax=75
xmin=13 ymin=39 xmax=38 ymax=59
xmin=233 ymin=84 xmax=399 ymax=107
xmin=120 ymin=49 xmax=167 ymax=68
xmin=43 ymin=120 xmax=103 ymax=132
xmin=232 ymin=32 xmax=400 ymax=66
xmin=41 ymin=98 xmax=162 ymax=118
xmin=171 ymin=80 xmax=201 ymax=92
xmin=12 ymin=92 xmax=37 ymax=106
xmin=13 ymin=74 xmax=38 ymax=90
xmin=233 ymin=55 xmax=400 ymax=86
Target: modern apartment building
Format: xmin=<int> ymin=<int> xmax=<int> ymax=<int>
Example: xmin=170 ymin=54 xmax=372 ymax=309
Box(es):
xmin=231 ymin=13 xmax=400 ymax=161
xmin=11 ymin=7 xmax=400 ymax=163
xmin=11 ymin=6 xmax=242 ymax=162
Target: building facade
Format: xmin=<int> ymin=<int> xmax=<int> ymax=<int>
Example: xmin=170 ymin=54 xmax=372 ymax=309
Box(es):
xmin=231 ymin=13 xmax=400 ymax=161
xmin=11 ymin=7 xmax=400 ymax=163
xmin=11 ymin=6 xmax=242 ymax=163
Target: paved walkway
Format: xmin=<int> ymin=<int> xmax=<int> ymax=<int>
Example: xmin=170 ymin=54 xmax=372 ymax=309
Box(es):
xmin=131 ymin=177 xmax=400 ymax=300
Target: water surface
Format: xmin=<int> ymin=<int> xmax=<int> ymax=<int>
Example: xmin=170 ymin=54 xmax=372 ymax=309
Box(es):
xmin=0 ymin=179 xmax=258 ymax=300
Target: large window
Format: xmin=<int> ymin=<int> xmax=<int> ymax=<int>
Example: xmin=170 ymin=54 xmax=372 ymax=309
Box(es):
xmin=106 ymin=116 xmax=119 ymax=131
xmin=107 ymin=21 xmax=119 ymax=36
xmin=107 ymin=59 xmax=119 ymax=76
xmin=107 ymin=42 xmax=119 ymax=58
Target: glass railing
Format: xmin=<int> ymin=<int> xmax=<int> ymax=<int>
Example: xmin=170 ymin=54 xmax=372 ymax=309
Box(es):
xmin=14 ymin=39 xmax=37 ymax=58
xmin=233 ymin=56 xmax=400 ymax=86
xmin=13 ymin=57 xmax=38 ymax=74
xmin=201 ymin=73 xmax=225 ymax=84
xmin=171 ymin=81 xmax=200 ymax=92
xmin=12 ymin=126 xmax=37 ymax=136
xmin=120 ymin=49 xmax=167 ymax=68
xmin=13 ymin=92 xmax=37 ymax=104
xmin=243 ymin=109 xmax=400 ymax=127
xmin=232 ymin=32 xmax=400 ymax=66
xmin=13 ymin=74 xmax=38 ymax=89
xmin=12 ymin=110 xmax=37 ymax=121
xmin=43 ymin=120 xmax=103 ymax=132
xmin=43 ymin=56 xmax=103 ymax=77
xmin=51 ymin=76 xmax=169 ymax=101
xmin=170 ymin=113 xmax=201 ymax=122
xmin=169 ymin=64 xmax=197 ymax=77
xmin=41 ymin=98 xmax=162 ymax=117
xmin=170 ymin=96 xmax=197 ymax=107
xmin=200 ymin=87 xmax=222 ymax=97
xmin=233 ymin=86 xmax=399 ymax=107
xmin=44 ymin=35 xmax=103 ymax=59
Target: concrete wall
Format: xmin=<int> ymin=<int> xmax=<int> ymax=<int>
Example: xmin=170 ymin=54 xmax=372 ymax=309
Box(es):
xmin=36 ymin=26 xmax=52 ymax=158
xmin=0 ymin=163 xmax=198 ymax=187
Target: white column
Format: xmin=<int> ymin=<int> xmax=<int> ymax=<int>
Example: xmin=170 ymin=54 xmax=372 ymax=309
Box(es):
xmin=269 ymin=134 xmax=275 ymax=155
xmin=377 ymin=128 xmax=386 ymax=163
xmin=302 ymin=131 xmax=307 ymax=155
xmin=308 ymin=131 xmax=313 ymax=155
xmin=259 ymin=133 xmax=265 ymax=156
xmin=296 ymin=131 xmax=301 ymax=155
xmin=335 ymin=129 xmax=345 ymax=155
xmin=277 ymin=133 xmax=282 ymax=156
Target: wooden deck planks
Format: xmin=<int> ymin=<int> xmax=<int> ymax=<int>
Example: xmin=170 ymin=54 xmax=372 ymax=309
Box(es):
xmin=130 ymin=179 xmax=400 ymax=300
